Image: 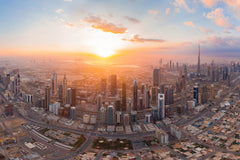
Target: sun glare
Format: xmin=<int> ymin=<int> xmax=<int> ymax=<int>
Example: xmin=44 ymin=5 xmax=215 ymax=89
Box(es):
xmin=94 ymin=47 xmax=115 ymax=57
xmin=84 ymin=30 xmax=126 ymax=58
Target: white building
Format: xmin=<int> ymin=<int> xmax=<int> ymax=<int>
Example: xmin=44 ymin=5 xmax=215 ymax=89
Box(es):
xmin=90 ymin=115 xmax=97 ymax=124
xmin=83 ymin=114 xmax=90 ymax=124
xmin=53 ymin=102 xmax=60 ymax=115
xmin=49 ymin=104 xmax=53 ymax=113
xmin=170 ymin=124 xmax=182 ymax=140
xmin=155 ymin=128 xmax=169 ymax=144
xmin=145 ymin=113 xmax=151 ymax=123
xmin=158 ymin=93 xmax=165 ymax=120
xmin=25 ymin=94 xmax=33 ymax=104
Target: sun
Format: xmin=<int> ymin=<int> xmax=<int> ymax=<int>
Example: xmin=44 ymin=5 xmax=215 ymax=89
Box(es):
xmin=83 ymin=30 xmax=126 ymax=58
xmin=94 ymin=47 xmax=115 ymax=58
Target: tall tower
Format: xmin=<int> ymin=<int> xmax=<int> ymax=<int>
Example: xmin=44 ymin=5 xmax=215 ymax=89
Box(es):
xmin=99 ymin=106 xmax=106 ymax=126
xmin=193 ymin=84 xmax=199 ymax=106
xmin=153 ymin=69 xmax=160 ymax=86
xmin=133 ymin=78 xmax=138 ymax=111
xmin=121 ymin=81 xmax=126 ymax=111
xmin=109 ymin=74 xmax=117 ymax=96
xmin=62 ymin=75 xmax=67 ymax=104
xmin=107 ymin=105 xmax=114 ymax=125
xmin=197 ymin=44 xmax=200 ymax=75
xmin=51 ymin=71 xmax=57 ymax=95
xmin=45 ymin=86 xmax=51 ymax=111
xmin=67 ymin=88 xmax=72 ymax=105
xmin=71 ymin=87 xmax=76 ymax=106
xmin=58 ymin=82 xmax=63 ymax=102
xmin=157 ymin=93 xmax=165 ymax=120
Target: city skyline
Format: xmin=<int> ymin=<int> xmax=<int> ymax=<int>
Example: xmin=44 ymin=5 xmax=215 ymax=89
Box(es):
xmin=0 ymin=1 xmax=239 ymax=160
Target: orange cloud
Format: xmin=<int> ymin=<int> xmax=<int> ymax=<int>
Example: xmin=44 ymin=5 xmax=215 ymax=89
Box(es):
xmin=199 ymin=26 xmax=213 ymax=33
xmin=122 ymin=34 xmax=165 ymax=43
xmin=66 ymin=23 xmax=75 ymax=28
xmin=201 ymin=0 xmax=218 ymax=8
xmin=206 ymin=8 xmax=234 ymax=29
xmin=184 ymin=21 xmax=195 ymax=27
xmin=83 ymin=16 xmax=127 ymax=34
xmin=92 ymin=23 xmax=127 ymax=34
xmin=174 ymin=0 xmax=194 ymax=12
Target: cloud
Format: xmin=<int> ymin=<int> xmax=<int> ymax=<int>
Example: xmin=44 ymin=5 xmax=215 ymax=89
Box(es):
xmin=92 ymin=23 xmax=127 ymax=34
xmin=206 ymin=8 xmax=234 ymax=29
xmin=199 ymin=26 xmax=213 ymax=33
xmin=201 ymin=0 xmax=240 ymax=18
xmin=184 ymin=21 xmax=195 ymax=27
xmin=64 ymin=0 xmax=72 ymax=1
xmin=201 ymin=0 xmax=218 ymax=8
xmin=83 ymin=16 xmax=102 ymax=23
xmin=148 ymin=9 xmax=159 ymax=16
xmin=165 ymin=8 xmax=171 ymax=15
xmin=237 ymin=26 xmax=240 ymax=32
xmin=202 ymin=35 xmax=240 ymax=46
xmin=83 ymin=16 xmax=127 ymax=34
xmin=56 ymin=9 xmax=64 ymax=14
xmin=224 ymin=29 xmax=231 ymax=33
xmin=65 ymin=23 xmax=75 ymax=28
xmin=124 ymin=16 xmax=140 ymax=23
xmin=122 ymin=34 xmax=165 ymax=43
xmin=174 ymin=0 xmax=194 ymax=12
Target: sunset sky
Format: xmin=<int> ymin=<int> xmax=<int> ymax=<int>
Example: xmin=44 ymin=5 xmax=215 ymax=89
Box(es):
xmin=1 ymin=0 xmax=240 ymax=57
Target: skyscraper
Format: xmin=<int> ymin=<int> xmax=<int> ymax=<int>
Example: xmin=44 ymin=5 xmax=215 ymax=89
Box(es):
xmin=193 ymin=84 xmax=199 ymax=106
xmin=99 ymin=106 xmax=106 ymax=125
xmin=145 ymin=89 xmax=150 ymax=108
xmin=62 ymin=75 xmax=67 ymax=104
xmin=133 ymin=78 xmax=138 ymax=111
xmin=197 ymin=44 xmax=200 ymax=75
xmin=52 ymin=71 xmax=57 ymax=95
xmin=153 ymin=69 xmax=160 ymax=86
xmin=97 ymin=94 xmax=102 ymax=110
xmin=67 ymin=88 xmax=72 ymax=105
xmin=71 ymin=87 xmax=76 ymax=106
xmin=107 ymin=105 xmax=114 ymax=125
xmin=121 ymin=81 xmax=126 ymax=111
xmin=151 ymin=87 xmax=158 ymax=105
xmin=164 ymin=85 xmax=174 ymax=105
xmin=14 ymin=73 xmax=20 ymax=96
xmin=70 ymin=107 xmax=76 ymax=120
xmin=109 ymin=74 xmax=117 ymax=96
xmin=158 ymin=93 xmax=165 ymax=120
xmin=127 ymin=98 xmax=132 ymax=113
xmin=59 ymin=82 xmax=63 ymax=102
xmin=211 ymin=60 xmax=215 ymax=82
xmin=101 ymin=78 xmax=107 ymax=95
xmin=115 ymin=99 xmax=121 ymax=111
xmin=45 ymin=86 xmax=51 ymax=111
xmin=139 ymin=96 xmax=143 ymax=110
xmin=201 ymin=84 xmax=208 ymax=104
